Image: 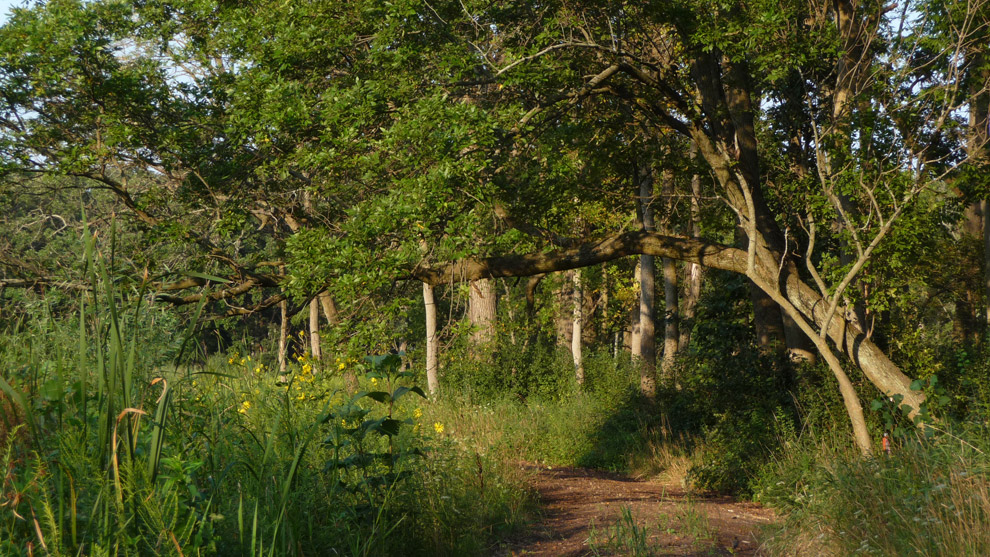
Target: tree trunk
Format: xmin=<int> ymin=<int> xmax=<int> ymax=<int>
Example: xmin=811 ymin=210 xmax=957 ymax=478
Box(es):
xmin=309 ymin=298 xmax=322 ymax=361
xmin=468 ymin=278 xmax=497 ymax=350
xmin=319 ymin=291 xmax=338 ymax=325
xmin=571 ymin=270 xmax=584 ymax=384
xmin=752 ymin=269 xmax=873 ymax=454
xmin=638 ymin=254 xmax=657 ymax=396
xmin=679 ymin=164 xmax=703 ymax=353
xmin=782 ymin=312 xmax=817 ymax=363
xmin=660 ymin=168 xmax=679 ymax=377
xmin=630 ymin=259 xmax=642 ymax=355
xmin=636 ymin=164 xmax=658 ymax=396
xmin=749 ymin=279 xmax=786 ymax=352
xmin=679 ymin=261 xmax=701 ymax=353
xmin=278 ymin=296 xmax=289 ymax=374
xmin=985 ymin=200 xmax=990 ymax=329
xmin=969 ymin=43 xmax=990 ymax=341
xmin=423 ymin=282 xmax=439 ymax=396
xmin=661 ymin=257 xmax=679 ymax=377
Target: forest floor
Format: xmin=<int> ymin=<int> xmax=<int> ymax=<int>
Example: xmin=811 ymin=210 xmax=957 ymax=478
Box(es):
xmin=500 ymin=463 xmax=776 ymax=556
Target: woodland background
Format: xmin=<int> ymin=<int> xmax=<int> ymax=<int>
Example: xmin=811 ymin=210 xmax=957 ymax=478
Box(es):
xmin=2 ymin=0 xmax=990 ymax=555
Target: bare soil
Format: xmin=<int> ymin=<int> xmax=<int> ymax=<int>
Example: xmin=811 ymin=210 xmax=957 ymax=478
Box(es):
xmin=500 ymin=463 xmax=775 ymax=556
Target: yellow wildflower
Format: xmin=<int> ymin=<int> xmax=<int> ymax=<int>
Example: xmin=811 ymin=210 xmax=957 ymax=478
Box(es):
xmin=228 ymin=357 xmax=235 ymax=364
xmin=240 ymin=358 xmax=246 ymax=365
xmin=433 ymin=422 xmax=444 ymax=434
xmin=370 ymin=378 xmax=378 ymax=386
xmin=338 ymin=362 xmax=346 ymax=371
xmin=413 ymin=408 xmax=422 ymax=419
xmin=302 ymin=364 xmax=313 ymax=375
xmin=239 ymin=400 xmax=251 ymax=414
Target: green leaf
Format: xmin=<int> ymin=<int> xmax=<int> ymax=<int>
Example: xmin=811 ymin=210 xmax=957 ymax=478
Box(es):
xmin=183 ymin=271 xmax=232 ymax=284
xmin=363 ymin=391 xmax=391 ymax=404
xmin=379 ymin=419 xmax=403 ymax=436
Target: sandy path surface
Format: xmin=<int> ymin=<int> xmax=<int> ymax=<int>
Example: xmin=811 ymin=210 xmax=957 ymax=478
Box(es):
xmin=501 ymin=464 xmax=775 ymax=556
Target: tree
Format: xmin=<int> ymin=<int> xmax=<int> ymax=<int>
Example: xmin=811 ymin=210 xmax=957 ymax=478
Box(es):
xmin=3 ymin=0 xmax=985 ymax=452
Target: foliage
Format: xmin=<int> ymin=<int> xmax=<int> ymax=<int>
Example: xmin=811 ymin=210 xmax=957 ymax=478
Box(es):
xmin=0 ymin=247 xmax=531 ymax=556
xmin=759 ymin=427 xmax=990 ymax=556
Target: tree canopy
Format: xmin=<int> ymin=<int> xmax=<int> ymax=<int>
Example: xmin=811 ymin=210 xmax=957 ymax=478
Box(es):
xmin=3 ymin=0 xmax=990 ymax=451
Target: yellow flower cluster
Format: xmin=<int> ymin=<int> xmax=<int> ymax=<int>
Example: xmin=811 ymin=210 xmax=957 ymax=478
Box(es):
xmin=239 ymin=400 xmax=251 ymax=414
xmin=413 ymin=407 xmax=422 ymax=419
xmin=334 ymin=356 xmax=359 ymax=372
xmin=433 ymin=422 xmax=444 ymax=434
xmin=227 ymin=352 xmax=252 ymax=366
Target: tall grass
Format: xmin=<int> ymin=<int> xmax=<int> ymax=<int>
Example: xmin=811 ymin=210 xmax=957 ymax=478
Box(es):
xmin=0 ymin=227 xmax=533 ymax=556
xmin=759 ymin=426 xmax=990 ymax=556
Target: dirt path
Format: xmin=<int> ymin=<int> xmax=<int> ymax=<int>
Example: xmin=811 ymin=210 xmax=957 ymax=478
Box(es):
xmin=501 ymin=464 xmax=775 ymax=556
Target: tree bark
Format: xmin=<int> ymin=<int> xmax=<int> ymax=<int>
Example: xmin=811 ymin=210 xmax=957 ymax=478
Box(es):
xmin=659 ymin=168 xmax=679 ymax=376
xmin=571 ymin=270 xmax=584 ymax=385
xmin=278 ymin=264 xmax=289 ymax=374
xmin=468 ymin=278 xmax=497 ymax=349
xmin=636 ymin=164 xmax=657 ymax=396
xmin=679 ymin=162 xmax=703 ymax=353
xmin=661 ymin=257 xmax=679 ymax=377
xmin=423 ymin=282 xmax=439 ymax=396
xmin=630 ymin=259 xmax=642 ymax=356
xmin=750 ymin=282 xmax=786 ymax=352
xmin=318 ymin=291 xmax=338 ymax=326
xmin=309 ymin=298 xmax=322 ymax=361
xmin=278 ymin=296 xmax=289 ymax=374
xmin=679 ymin=261 xmax=701 ymax=353
xmin=782 ymin=312 xmax=817 ymax=363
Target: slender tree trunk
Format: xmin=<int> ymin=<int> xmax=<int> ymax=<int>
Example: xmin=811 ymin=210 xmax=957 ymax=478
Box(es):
xmin=638 ymin=255 xmax=656 ymax=396
xmin=309 ymin=298 xmax=322 ymax=361
xmin=637 ymin=164 xmax=657 ymax=396
xmin=753 ymin=270 xmax=873 ymax=454
xmin=985 ymin=200 xmax=990 ymax=329
xmin=571 ymin=270 xmax=584 ymax=384
xmin=973 ymin=46 xmax=990 ymax=339
xmin=659 ymin=168 xmax=679 ymax=377
xmin=423 ymin=282 xmax=439 ymax=396
xmin=679 ymin=261 xmax=701 ymax=352
xmin=630 ymin=259 xmax=642 ymax=355
xmin=679 ymin=163 xmax=703 ymax=353
xmin=501 ymin=281 xmax=517 ymax=347
xmin=468 ymin=278 xmax=497 ymax=350
xmin=278 ymin=296 xmax=289 ymax=374
xmin=661 ymin=257 xmax=679 ymax=377
xmin=278 ymin=263 xmax=289 ymax=374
